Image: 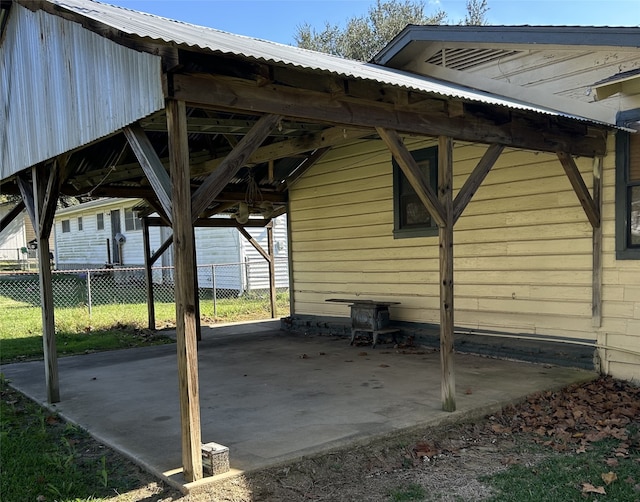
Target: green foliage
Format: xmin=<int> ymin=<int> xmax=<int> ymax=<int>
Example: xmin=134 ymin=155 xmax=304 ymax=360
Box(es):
xmin=388 ymin=482 xmax=427 ymax=501
xmin=295 ymin=0 xmax=489 ymax=61
xmin=486 ymin=438 xmax=640 ymax=501
xmin=0 ymin=379 xmax=150 ymax=502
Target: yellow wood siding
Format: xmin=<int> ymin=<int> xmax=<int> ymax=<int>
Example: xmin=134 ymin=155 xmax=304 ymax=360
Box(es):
xmin=290 ymin=137 xmax=597 ymax=340
xmin=599 ymin=131 xmax=640 ymax=382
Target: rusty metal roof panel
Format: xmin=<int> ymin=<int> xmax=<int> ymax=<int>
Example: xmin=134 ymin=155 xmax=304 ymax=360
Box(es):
xmin=48 ymin=0 xmax=612 ymax=124
xmin=1 ymin=2 xmax=163 ymax=180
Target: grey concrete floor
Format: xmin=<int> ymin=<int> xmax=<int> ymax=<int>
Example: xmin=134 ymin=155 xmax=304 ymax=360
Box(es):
xmin=1 ymin=320 xmax=595 ymax=489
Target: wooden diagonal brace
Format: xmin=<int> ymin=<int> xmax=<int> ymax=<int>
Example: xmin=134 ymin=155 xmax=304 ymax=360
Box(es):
xmin=191 ymin=114 xmax=281 ymax=222
xmin=453 ymin=144 xmax=504 ymax=224
xmin=236 ymin=222 xmax=271 ymax=262
xmin=376 ymin=127 xmax=446 ymax=227
xmin=124 ymin=124 xmax=173 ymax=224
xmin=557 ymin=151 xmax=600 ymax=228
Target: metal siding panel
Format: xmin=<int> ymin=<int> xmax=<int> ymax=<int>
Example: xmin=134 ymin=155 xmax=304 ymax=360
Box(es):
xmin=1 ymin=4 xmax=163 ymax=179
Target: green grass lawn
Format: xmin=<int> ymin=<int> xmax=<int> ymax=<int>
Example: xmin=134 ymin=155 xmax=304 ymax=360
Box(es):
xmin=0 ymin=291 xmax=290 ymax=363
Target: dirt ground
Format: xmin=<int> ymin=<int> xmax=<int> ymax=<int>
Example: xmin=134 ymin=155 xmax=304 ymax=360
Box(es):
xmin=6 ymin=376 xmax=639 ymax=502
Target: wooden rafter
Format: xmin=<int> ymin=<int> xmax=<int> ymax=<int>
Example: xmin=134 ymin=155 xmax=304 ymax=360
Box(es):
xmin=191 ymin=113 xmax=281 ymax=221
xmin=277 ymin=147 xmax=331 ymax=192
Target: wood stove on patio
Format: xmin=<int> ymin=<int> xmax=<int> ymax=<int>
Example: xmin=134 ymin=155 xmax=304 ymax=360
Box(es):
xmin=326 ymin=299 xmax=401 ymax=348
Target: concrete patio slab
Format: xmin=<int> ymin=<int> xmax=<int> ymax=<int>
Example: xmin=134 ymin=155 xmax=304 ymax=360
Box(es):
xmin=1 ymin=320 xmax=596 ymax=490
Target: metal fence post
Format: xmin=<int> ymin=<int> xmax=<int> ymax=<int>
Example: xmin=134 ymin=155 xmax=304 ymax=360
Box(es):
xmin=86 ymin=269 xmax=92 ymax=319
xmin=211 ymin=264 xmax=217 ymax=319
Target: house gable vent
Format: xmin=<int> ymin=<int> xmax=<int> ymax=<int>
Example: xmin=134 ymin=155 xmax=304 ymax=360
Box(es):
xmin=426 ymin=48 xmax=522 ymax=71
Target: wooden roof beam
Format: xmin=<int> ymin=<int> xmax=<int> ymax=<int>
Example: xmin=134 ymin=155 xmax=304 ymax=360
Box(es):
xmin=171 ymin=73 xmax=608 ymax=158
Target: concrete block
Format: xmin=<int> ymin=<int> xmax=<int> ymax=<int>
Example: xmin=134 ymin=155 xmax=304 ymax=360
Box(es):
xmin=201 ymin=442 xmax=229 ymax=476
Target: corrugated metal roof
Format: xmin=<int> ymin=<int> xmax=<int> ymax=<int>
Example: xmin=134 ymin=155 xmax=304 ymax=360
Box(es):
xmin=50 ymin=0 xmax=614 ymax=126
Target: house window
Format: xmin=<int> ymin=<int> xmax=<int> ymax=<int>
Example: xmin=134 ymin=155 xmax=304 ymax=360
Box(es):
xmin=393 ymin=146 xmax=438 ymax=238
xmin=77 ymin=216 xmax=83 ymax=231
xmin=615 ymin=109 xmax=640 ymax=259
xmin=96 ymin=213 xmax=104 ymax=230
xmin=124 ymin=208 xmax=142 ymax=231
xmin=61 ymin=219 xmax=70 ymax=233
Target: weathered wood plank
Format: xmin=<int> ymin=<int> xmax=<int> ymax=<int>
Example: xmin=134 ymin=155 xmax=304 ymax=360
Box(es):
xmin=172 ymin=73 xmax=608 ymax=158
xmin=167 ymin=99 xmax=202 ymax=482
xmin=32 ymin=165 xmax=60 ymax=404
xmin=267 ymin=223 xmax=277 ymax=318
xmin=592 ymin=157 xmax=603 ymax=328
xmin=124 ymin=124 xmax=173 ymax=223
xmin=453 ymin=144 xmax=504 ymax=224
xmin=376 ymin=127 xmax=446 ymax=227
xmin=145 ymin=216 xmax=272 ymax=228
xmin=557 ymin=151 xmax=600 ymax=228
xmin=191 ymin=126 xmax=371 ymax=178
xmin=191 ymin=114 xmax=281 ymax=221
xmin=278 ymin=147 xmax=331 ymax=192
xmin=438 ymin=136 xmax=455 ymax=412
xmin=150 ymin=235 xmax=174 ymax=265
xmin=142 ymin=218 xmax=156 ymax=330
xmin=237 ymin=224 xmax=271 ymax=262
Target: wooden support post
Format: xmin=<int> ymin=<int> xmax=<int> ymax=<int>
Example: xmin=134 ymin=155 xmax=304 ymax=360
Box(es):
xmin=142 ymin=218 xmax=156 ymax=330
xmin=193 ymin=232 xmax=202 ymax=342
xmin=167 ymin=98 xmax=202 ymax=482
xmin=438 ymin=136 xmax=455 ymax=412
xmin=18 ymin=165 xmax=60 ymax=403
xmin=267 ymin=222 xmax=277 ymax=319
xmin=592 ymin=157 xmax=603 ymax=328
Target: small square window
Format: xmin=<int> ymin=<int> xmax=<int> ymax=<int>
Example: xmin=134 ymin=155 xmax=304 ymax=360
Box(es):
xmin=96 ymin=213 xmax=104 ymax=230
xmin=393 ymin=146 xmax=438 ymax=238
xmin=61 ymin=220 xmax=70 ymax=233
xmin=124 ymin=208 xmax=142 ymax=231
xmin=77 ymin=216 xmax=83 ymax=231
xmin=615 ymin=109 xmax=640 ymax=259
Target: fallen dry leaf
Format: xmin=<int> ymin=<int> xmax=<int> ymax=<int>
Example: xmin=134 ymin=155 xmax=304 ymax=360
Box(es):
xmin=605 ymin=458 xmax=619 ymax=467
xmin=582 ymin=483 xmax=606 ymax=495
xmin=601 ymin=471 xmax=617 ymax=486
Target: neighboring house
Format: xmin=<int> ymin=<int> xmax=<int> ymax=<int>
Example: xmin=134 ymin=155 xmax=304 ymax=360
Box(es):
xmin=0 ymin=201 xmax=54 ymax=263
xmin=53 ymin=198 xmax=289 ymax=292
xmin=0 ymin=201 xmax=32 ymax=261
xmin=286 ymin=26 xmax=640 ymax=381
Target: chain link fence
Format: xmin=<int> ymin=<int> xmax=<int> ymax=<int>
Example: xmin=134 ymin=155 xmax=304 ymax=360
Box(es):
xmin=0 ymin=260 xmax=289 ymax=331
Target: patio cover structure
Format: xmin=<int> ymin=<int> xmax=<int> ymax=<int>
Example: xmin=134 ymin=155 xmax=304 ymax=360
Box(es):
xmin=0 ymin=0 xmax=614 ymax=482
